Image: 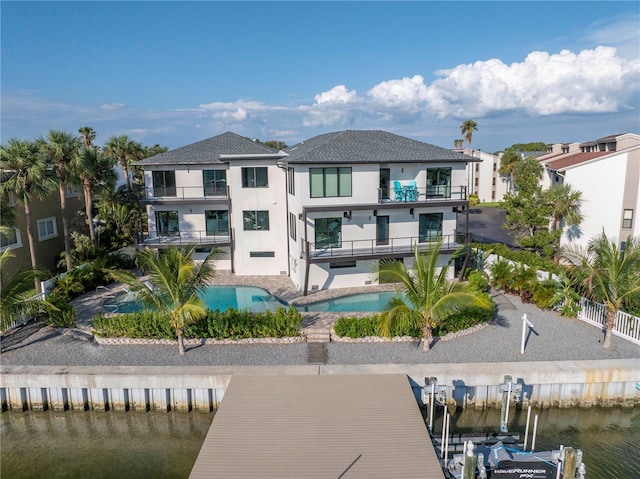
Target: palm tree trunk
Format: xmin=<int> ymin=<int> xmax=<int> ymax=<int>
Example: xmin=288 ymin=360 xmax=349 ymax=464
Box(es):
xmin=603 ymin=309 xmax=616 ymax=349
xmin=122 ymin=163 xmax=131 ymax=190
xmin=24 ymin=201 xmax=42 ymax=294
xmin=422 ymin=324 xmax=433 ymax=351
xmin=177 ymin=328 xmax=185 ymax=355
xmin=83 ymin=182 xmax=95 ymax=244
xmin=59 ymin=183 xmax=73 ymax=272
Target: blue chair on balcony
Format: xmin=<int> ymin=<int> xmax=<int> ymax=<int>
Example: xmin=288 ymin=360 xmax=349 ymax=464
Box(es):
xmin=393 ymin=181 xmax=404 ymax=202
xmin=405 ymin=181 xmax=417 ymax=201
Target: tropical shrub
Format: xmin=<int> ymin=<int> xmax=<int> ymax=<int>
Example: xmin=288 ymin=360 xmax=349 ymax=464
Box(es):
xmin=532 ymin=280 xmax=557 ymax=309
xmin=432 ymin=296 xmax=495 ymax=336
xmin=92 ymin=306 xmax=302 ymax=339
xmin=474 ymin=242 xmax=560 ymax=274
xmin=489 ymin=258 xmax=514 ymax=291
xmin=45 ymin=291 xmax=77 ymax=328
xmin=467 ymin=270 xmax=490 ymax=293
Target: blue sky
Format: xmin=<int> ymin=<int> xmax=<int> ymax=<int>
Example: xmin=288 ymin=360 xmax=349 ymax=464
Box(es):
xmin=2 ymin=1 xmax=639 ymax=153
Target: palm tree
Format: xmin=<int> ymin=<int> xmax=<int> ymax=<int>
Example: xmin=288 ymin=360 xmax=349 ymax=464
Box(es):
xmin=546 ymin=184 xmax=583 ymax=232
xmin=376 ymin=241 xmax=491 ymax=351
xmin=72 ymin=146 xmax=117 ymax=244
xmin=453 ymin=139 xmax=464 ymax=149
xmin=0 ymin=249 xmax=50 ymax=330
xmin=104 ymin=135 xmax=142 ymax=190
xmin=41 ymin=130 xmax=81 ymax=272
xmin=563 ymin=232 xmax=640 ymax=348
xmin=111 ymin=246 xmax=221 ymax=355
xmin=0 ymin=139 xmax=57 ymax=293
xmin=460 ymin=120 xmax=478 ymax=152
xmin=78 ymin=126 xmax=96 ymax=148
xmin=498 ymin=148 xmax=520 ymax=194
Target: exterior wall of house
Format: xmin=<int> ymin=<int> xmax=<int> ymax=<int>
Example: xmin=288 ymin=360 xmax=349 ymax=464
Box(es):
xmin=1 ymin=189 xmax=85 ymax=278
xmin=286 ymin=162 xmax=465 ymax=291
xmin=560 ymin=150 xmax=633 ymax=249
xmin=227 ymin=160 xmax=288 ymax=276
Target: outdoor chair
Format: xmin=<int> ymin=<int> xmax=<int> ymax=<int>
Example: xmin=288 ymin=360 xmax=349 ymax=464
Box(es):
xmin=393 ymin=181 xmax=404 ymax=201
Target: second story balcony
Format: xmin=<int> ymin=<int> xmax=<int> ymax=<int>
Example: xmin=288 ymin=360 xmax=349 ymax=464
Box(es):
xmin=139 ymin=228 xmax=231 ymax=249
xmin=378 ymin=183 xmax=467 ymax=204
xmin=137 ymin=185 xmax=230 ymax=204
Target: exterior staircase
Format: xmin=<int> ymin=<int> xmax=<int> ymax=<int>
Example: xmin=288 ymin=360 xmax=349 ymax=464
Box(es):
xmin=305 ymin=328 xmax=331 ymax=343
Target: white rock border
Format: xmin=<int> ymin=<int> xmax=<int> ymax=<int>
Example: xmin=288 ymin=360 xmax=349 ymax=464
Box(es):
xmin=93 ymin=336 xmax=306 ymax=345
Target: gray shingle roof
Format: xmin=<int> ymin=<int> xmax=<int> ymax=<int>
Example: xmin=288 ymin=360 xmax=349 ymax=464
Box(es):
xmin=135 ymin=132 xmax=281 ymax=166
xmin=285 ymin=130 xmax=477 ymax=164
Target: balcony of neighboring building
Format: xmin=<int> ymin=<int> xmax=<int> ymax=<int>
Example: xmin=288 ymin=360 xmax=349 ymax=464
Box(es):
xmin=139 ymin=228 xmax=231 ymax=249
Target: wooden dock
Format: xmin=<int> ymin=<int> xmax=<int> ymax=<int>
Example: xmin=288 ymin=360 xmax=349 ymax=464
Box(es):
xmin=190 ymin=373 xmax=444 ymax=478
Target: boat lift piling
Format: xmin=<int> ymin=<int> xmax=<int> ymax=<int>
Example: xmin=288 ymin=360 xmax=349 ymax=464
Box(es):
xmin=499 ymin=375 xmax=522 ymax=433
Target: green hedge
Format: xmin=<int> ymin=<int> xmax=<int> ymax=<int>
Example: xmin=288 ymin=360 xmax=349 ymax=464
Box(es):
xmin=333 ymin=297 xmax=495 ymax=339
xmin=475 ymin=242 xmax=560 ymax=275
xmin=333 ymin=315 xmax=421 ymax=338
xmin=92 ymin=306 xmax=302 ymax=339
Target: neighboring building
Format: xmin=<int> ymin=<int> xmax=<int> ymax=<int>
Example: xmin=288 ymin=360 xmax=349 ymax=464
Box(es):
xmin=1 ymin=185 xmax=85 ymax=277
xmin=539 ymin=133 xmax=640 ymax=249
xmin=136 ymin=130 xmax=478 ymax=294
xmin=463 ymin=150 xmax=510 ymax=204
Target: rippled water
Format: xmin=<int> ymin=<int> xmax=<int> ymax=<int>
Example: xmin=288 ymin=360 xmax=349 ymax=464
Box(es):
xmin=443 ymin=407 xmax=640 ymax=479
xmin=1 ymin=407 xmax=638 ymax=478
xmin=1 ymin=410 xmax=214 ymax=478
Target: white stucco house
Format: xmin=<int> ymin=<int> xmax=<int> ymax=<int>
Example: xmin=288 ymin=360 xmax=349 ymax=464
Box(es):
xmin=538 ymin=133 xmax=640 ymax=250
xmin=135 ymin=130 xmax=478 ymax=294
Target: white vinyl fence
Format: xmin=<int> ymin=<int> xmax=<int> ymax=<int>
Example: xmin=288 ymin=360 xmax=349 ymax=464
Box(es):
xmin=578 ymin=298 xmax=640 ymax=346
xmin=0 ymin=292 xmax=46 ymax=334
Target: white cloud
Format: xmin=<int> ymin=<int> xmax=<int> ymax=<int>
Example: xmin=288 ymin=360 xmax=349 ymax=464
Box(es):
xmin=425 ymin=46 xmax=639 ymax=118
xmin=100 ymin=102 xmax=125 ymax=111
xmin=367 ymin=75 xmax=429 ymax=122
xmin=303 ymin=85 xmax=361 ymax=126
xmin=586 ymin=15 xmax=640 ymax=60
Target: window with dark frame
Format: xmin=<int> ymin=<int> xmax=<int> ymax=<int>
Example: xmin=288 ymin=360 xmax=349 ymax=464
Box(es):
xmin=309 ymin=167 xmax=352 ymax=198
xmin=152 ymin=171 xmax=176 ymax=197
xmin=243 ymin=210 xmax=270 ymax=230
xmin=203 ymin=170 xmax=227 ymax=196
xmin=315 ymin=217 xmax=342 ymax=248
xmin=205 ymin=210 xmax=229 ymax=236
xmin=287 ymin=167 xmax=295 ymax=195
xmin=418 ymin=213 xmax=443 ymax=243
xmin=623 ymin=209 xmax=634 ymax=229
xmin=242 ymin=167 xmax=268 ymax=188
xmin=289 ymin=212 xmax=297 ymax=240
xmin=250 ymin=251 xmax=275 ymax=258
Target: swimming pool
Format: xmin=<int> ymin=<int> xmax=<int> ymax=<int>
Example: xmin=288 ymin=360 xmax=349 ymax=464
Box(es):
xmin=102 ymin=286 xmax=402 ymax=314
xmin=298 ymin=291 xmax=401 ymax=312
xmin=103 ymin=286 xmax=288 ymax=314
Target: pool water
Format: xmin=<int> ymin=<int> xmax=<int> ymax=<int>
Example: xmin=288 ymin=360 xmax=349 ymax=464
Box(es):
xmin=103 ymin=286 xmax=402 ymax=314
xmin=104 ymin=286 xmax=287 ymax=314
xmin=299 ymin=291 xmax=401 ymax=312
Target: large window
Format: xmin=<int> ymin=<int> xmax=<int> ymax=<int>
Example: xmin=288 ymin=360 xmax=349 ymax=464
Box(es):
xmin=242 ymin=167 xmax=268 ymax=188
xmin=310 ymin=167 xmax=352 ymax=198
xmin=155 ymin=211 xmax=179 ymax=236
xmin=152 ymin=171 xmax=176 ymax=197
xmin=419 ymin=213 xmax=443 ymax=243
xmin=243 ymin=211 xmax=269 ymax=230
xmin=205 ymin=210 xmax=229 ymax=236
xmin=426 ymin=168 xmax=451 ymax=198
xmin=0 ymin=228 xmax=22 ymax=250
xmin=203 ymin=170 xmax=227 ymax=196
xmin=38 ymin=217 xmax=58 ymax=241
xmin=315 ymin=217 xmax=342 ymax=248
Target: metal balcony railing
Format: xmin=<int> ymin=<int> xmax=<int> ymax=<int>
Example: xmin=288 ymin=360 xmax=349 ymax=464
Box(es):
xmin=137 ymin=185 xmax=229 ymax=201
xmin=378 ymin=185 xmax=467 ymax=203
xmin=306 ymin=233 xmax=460 ymax=259
xmin=140 ymin=229 xmax=231 ymax=247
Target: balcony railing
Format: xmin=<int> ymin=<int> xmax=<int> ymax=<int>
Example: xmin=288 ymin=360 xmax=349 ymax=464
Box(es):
xmin=378 ymin=185 xmax=467 ymax=203
xmin=306 ymin=234 xmax=460 ymax=260
xmin=137 ymin=185 xmax=229 ymax=201
xmin=140 ymin=229 xmax=230 ymax=248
